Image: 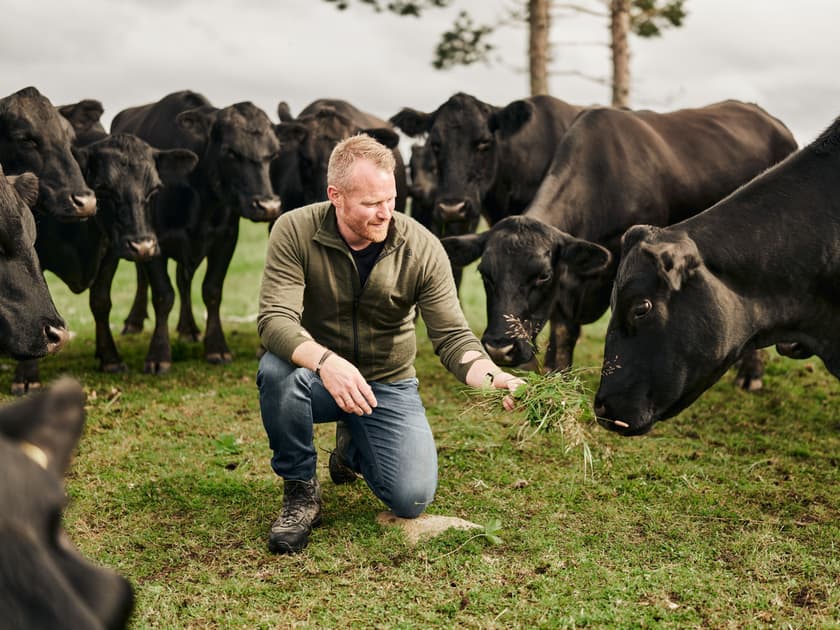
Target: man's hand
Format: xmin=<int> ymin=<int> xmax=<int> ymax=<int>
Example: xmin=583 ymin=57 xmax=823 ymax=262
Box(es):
xmin=489 ymin=372 xmax=526 ymax=411
xmin=319 ymin=353 xmax=377 ymax=415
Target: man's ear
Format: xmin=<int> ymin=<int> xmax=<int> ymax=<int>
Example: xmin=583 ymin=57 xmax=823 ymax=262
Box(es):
xmin=639 ymin=234 xmax=702 ymax=291
xmin=440 ymin=231 xmax=490 ymax=267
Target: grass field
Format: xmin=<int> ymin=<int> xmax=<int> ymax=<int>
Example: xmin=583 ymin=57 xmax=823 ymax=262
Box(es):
xmin=3 ymin=218 xmax=838 ymax=628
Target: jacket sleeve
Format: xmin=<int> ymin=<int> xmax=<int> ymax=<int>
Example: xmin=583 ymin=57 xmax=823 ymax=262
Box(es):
xmin=416 ymin=235 xmax=489 ymax=383
xmin=257 ymin=215 xmax=315 ymax=362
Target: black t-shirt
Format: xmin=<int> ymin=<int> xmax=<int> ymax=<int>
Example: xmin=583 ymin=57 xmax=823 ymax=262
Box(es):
xmin=350 ymin=240 xmax=386 ymax=287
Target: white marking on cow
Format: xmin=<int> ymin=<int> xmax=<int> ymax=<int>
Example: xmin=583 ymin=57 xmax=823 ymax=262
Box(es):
xmin=20 ymin=441 xmax=49 ymax=469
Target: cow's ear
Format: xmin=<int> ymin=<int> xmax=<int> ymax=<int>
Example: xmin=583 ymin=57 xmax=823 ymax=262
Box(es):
xmin=277 ymin=101 xmax=293 ymax=122
xmin=0 ymin=378 xmax=86 ymax=477
xmin=390 ymin=108 xmax=432 ymax=137
xmin=362 ymin=127 xmax=400 ymax=149
xmin=276 ymin=121 xmax=309 ymax=147
xmin=558 ymin=236 xmax=612 ymax=277
xmin=621 ymin=224 xmax=657 ymax=257
xmin=155 ymin=148 xmax=199 ymax=186
xmin=176 ymin=106 xmax=215 ymax=139
xmin=488 ymin=100 xmax=533 ymax=137
xmin=440 ymin=231 xmax=489 ymax=267
xmin=640 ymin=235 xmax=702 ymax=292
xmin=8 ymin=172 xmax=39 ymax=207
xmin=73 ymin=99 xmax=104 ymax=125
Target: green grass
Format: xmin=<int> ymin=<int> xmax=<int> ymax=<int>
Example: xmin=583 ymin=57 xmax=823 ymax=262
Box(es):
xmin=3 ymin=219 xmax=838 ymax=628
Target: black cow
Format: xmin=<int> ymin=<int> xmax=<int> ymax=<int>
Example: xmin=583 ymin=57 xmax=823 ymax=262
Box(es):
xmin=111 ymin=90 xmax=280 ymax=368
xmin=271 ymin=98 xmax=407 ymax=213
xmin=0 ymin=377 xmax=133 ymax=628
xmin=442 ymin=101 xmax=797 ymax=378
xmin=390 ymin=92 xmax=583 ymax=285
xmin=0 ymin=87 xmax=97 ymax=219
xmin=12 ymin=134 xmax=198 ymax=394
xmin=0 ymin=166 xmax=69 ymax=360
xmin=58 ymin=99 xmax=108 ymax=146
xmin=406 ymin=142 xmax=437 ymax=230
xmin=594 ymin=114 xmax=840 ymax=436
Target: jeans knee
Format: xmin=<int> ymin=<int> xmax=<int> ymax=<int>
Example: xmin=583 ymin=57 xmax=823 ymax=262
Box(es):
xmin=388 ymin=479 xmax=436 ymax=519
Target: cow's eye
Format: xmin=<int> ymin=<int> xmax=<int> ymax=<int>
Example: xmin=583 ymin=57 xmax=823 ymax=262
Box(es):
xmin=632 ymin=299 xmax=652 ymax=319
xmin=534 ymin=271 xmax=551 ymax=285
xmin=476 ymin=140 xmax=492 ymax=152
xmin=145 ymin=186 xmax=162 ymax=201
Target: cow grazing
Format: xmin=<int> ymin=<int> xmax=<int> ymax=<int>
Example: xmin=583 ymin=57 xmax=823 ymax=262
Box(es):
xmin=594 ymin=114 xmax=840 ymax=436
xmin=0 ymin=87 xmax=97 ymax=219
xmin=0 ymin=377 xmax=133 ymax=628
xmin=390 ymin=92 xmax=583 ymax=286
xmin=11 ymin=133 xmax=198 ymax=394
xmin=0 ymin=166 xmax=69 ymax=360
xmin=111 ymin=90 xmax=280 ymax=368
xmin=58 ymin=99 xmax=108 ymax=146
xmin=442 ymin=101 xmax=797 ymax=378
xmin=271 ymin=98 xmax=407 ymax=213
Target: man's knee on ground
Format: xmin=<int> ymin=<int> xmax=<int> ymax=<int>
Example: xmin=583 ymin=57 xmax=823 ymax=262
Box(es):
xmin=388 ymin=479 xmax=436 ymax=519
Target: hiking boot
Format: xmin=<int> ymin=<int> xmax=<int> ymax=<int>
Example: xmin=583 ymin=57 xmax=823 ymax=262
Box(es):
xmin=268 ymin=477 xmax=322 ymax=554
xmin=329 ymin=421 xmax=358 ymax=485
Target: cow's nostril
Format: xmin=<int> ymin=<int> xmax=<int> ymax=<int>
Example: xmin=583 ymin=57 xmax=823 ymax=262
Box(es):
xmin=70 ymin=191 xmax=97 ymax=215
xmin=594 ymin=403 xmax=607 ymax=417
xmin=44 ymin=324 xmax=70 ymax=353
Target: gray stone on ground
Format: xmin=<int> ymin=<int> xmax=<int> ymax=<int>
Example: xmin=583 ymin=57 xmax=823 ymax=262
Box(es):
xmin=376 ymin=511 xmax=481 ymax=545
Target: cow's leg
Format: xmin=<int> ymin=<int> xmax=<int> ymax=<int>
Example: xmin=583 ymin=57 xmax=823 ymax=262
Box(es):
xmin=201 ymin=232 xmax=237 ymax=364
xmin=122 ymin=263 xmax=149 ymax=335
xmin=451 ymin=265 xmax=464 ymax=295
xmin=91 ymin=253 xmax=126 ymax=373
xmin=734 ymin=348 xmax=766 ymax=391
xmin=143 ymin=259 xmax=175 ymax=374
xmin=175 ymin=260 xmax=201 ymax=342
xmin=11 ymin=360 xmax=41 ymax=396
xmin=544 ymin=318 xmax=580 ymax=373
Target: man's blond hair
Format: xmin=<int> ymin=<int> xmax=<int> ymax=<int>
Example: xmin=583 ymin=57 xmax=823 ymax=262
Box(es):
xmin=327 ymin=134 xmax=396 ymax=191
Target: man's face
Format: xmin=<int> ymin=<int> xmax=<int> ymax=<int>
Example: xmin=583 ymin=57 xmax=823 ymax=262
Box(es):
xmin=328 ymin=158 xmax=396 ymax=249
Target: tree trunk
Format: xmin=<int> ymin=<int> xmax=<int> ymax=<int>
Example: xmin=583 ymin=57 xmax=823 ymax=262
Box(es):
xmin=610 ymin=0 xmax=631 ymax=107
xmin=529 ymin=0 xmax=550 ymax=95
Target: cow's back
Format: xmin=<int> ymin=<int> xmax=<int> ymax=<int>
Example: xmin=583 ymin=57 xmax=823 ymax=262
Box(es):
xmin=111 ymin=90 xmax=211 ymax=152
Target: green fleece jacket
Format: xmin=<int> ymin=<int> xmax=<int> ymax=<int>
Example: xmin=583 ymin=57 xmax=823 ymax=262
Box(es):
xmin=257 ymin=201 xmax=488 ymax=383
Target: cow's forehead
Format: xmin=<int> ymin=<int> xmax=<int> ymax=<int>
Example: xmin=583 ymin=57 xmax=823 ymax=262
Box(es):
xmin=431 ymin=96 xmax=492 ymax=135
xmin=1 ymin=94 xmax=64 ymax=133
xmin=615 ymin=247 xmax=659 ymax=296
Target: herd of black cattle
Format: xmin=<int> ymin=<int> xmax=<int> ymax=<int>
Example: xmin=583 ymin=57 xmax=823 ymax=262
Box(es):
xmin=1 ymin=85 xmax=838 ymax=625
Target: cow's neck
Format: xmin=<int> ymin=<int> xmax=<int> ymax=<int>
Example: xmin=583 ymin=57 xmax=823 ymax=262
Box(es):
xmin=685 ymin=148 xmax=840 ymax=374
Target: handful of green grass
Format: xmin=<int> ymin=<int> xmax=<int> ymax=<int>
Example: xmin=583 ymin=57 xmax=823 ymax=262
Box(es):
xmin=464 ymin=368 xmax=596 ymax=476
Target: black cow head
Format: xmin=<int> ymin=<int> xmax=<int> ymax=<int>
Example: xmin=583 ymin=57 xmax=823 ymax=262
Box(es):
xmin=0 ymin=377 xmax=134 ymax=628
xmin=391 ymin=93 xmax=534 ymax=237
xmin=58 ymin=99 xmax=108 ymax=147
xmin=176 ymin=101 xmax=281 ymax=222
xmin=0 ymin=165 xmax=69 ymax=359
xmin=272 ymin=103 xmax=400 ymax=211
xmin=594 ymin=224 xmax=731 ymax=435
xmin=74 ymin=134 xmax=198 ymax=261
xmin=0 ymin=87 xmax=97 ymax=219
xmin=442 ymin=216 xmax=611 ymax=368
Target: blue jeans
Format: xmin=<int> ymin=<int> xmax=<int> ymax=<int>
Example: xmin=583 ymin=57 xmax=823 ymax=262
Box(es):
xmin=256 ymin=352 xmax=437 ymax=518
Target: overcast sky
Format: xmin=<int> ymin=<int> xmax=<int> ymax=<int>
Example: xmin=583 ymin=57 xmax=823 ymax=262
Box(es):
xmin=2 ymin=0 xmax=839 ymax=147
